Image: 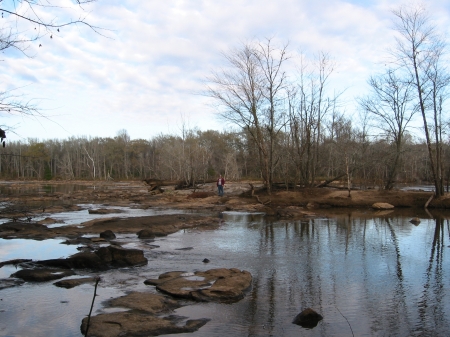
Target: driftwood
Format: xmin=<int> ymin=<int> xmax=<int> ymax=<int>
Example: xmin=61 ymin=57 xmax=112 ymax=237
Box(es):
xmin=315 ymin=173 xmax=348 ymax=188
xmin=424 ymin=194 xmax=434 ymax=209
xmin=143 ymin=179 xmax=217 ymax=191
xmin=248 ymin=183 xmax=271 ymax=205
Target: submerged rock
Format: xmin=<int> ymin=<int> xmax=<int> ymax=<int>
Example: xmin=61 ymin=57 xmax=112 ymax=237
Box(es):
xmin=88 ymin=208 xmax=124 ymax=214
xmin=292 ymin=308 xmax=323 ymax=328
xmin=0 ymin=278 xmax=25 ymax=290
xmin=145 ymin=268 xmax=252 ymax=303
xmin=11 ymin=268 xmax=75 ymax=282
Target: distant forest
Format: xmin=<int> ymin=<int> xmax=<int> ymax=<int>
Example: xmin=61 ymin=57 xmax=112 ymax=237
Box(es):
xmin=0 ymin=127 xmax=445 ymax=191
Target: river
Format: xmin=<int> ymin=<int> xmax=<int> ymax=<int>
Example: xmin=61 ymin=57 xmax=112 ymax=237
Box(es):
xmin=0 ymin=208 xmax=449 ymax=336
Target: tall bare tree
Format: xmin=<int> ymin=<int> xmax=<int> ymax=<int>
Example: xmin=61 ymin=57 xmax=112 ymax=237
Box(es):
xmin=289 ymin=52 xmax=337 ymax=186
xmin=391 ymin=5 xmax=449 ymax=196
xmin=207 ymin=39 xmax=289 ymax=193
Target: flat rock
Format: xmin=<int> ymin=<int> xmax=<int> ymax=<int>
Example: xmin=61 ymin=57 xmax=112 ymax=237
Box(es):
xmin=81 ymin=312 xmax=209 ymax=337
xmin=38 ymin=217 xmax=61 ymax=225
xmin=145 ymin=268 xmax=252 ymax=303
xmin=371 ymin=202 xmax=395 ymax=209
xmin=108 ymin=291 xmax=179 ymax=313
xmin=80 ymin=292 xmax=210 ymax=337
xmin=54 ymin=277 xmax=97 ymax=288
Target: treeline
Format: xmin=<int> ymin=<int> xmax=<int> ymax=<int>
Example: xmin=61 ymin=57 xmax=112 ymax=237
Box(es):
xmin=0 ymin=127 xmax=445 ymax=189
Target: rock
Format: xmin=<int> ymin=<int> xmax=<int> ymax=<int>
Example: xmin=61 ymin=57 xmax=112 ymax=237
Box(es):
xmin=80 ymin=292 xmax=210 ymax=337
xmin=371 ymin=202 xmax=394 ymax=210
xmin=0 ymin=221 xmax=50 ymax=239
xmin=54 ymin=277 xmax=97 ymax=288
xmin=108 ymin=291 xmax=179 ymax=313
xmin=137 ymin=229 xmax=156 ymax=239
xmin=38 ymin=245 xmax=147 ymax=270
xmin=100 ymin=230 xmax=116 ymax=240
xmin=80 ymin=312 xmax=209 ymax=337
xmin=11 ymin=268 xmax=75 ymax=282
xmin=38 ymin=252 xmax=106 ymax=270
xmin=202 ymin=258 xmax=210 ymax=263
xmin=95 ymin=245 xmax=148 ymax=267
xmin=38 ymin=217 xmax=60 ymax=225
xmin=145 ymin=268 xmax=252 ymax=303
xmin=61 ymin=237 xmax=93 ymax=245
xmin=292 ymin=308 xmax=323 ymax=328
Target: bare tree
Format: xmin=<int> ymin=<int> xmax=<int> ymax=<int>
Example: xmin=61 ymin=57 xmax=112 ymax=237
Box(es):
xmin=207 ymin=39 xmax=289 ymax=193
xmin=358 ymin=69 xmax=418 ymax=189
xmin=391 ymin=4 xmax=449 ymax=196
xmin=289 ymin=52 xmax=338 ymax=186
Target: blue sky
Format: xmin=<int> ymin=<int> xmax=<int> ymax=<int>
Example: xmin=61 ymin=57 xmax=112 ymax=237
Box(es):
xmin=1 ymin=0 xmax=450 ymax=142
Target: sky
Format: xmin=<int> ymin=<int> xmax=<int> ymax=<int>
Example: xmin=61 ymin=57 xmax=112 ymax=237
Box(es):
xmin=1 ymin=0 xmax=450 ymax=142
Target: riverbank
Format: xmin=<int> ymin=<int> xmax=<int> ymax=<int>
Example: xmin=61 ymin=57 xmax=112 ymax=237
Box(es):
xmin=0 ymin=179 xmax=448 ymax=215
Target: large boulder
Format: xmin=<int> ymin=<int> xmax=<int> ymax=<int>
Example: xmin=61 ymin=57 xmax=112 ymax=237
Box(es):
xmin=145 ymin=268 xmax=252 ymax=303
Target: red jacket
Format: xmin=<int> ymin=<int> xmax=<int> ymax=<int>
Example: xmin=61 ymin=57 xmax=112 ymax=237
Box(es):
xmin=217 ymin=178 xmax=225 ymax=186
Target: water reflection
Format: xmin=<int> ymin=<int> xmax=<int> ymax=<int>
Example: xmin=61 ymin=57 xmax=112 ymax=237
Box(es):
xmin=0 ymin=210 xmax=449 ymax=336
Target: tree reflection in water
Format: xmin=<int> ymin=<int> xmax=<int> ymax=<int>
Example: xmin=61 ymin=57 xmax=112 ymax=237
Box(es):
xmin=232 ymin=211 xmax=450 ymax=337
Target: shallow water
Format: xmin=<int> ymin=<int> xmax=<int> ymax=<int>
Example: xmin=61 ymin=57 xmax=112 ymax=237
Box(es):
xmin=0 ymin=210 xmax=449 ymax=336
xmin=0 ymin=203 xmax=187 ymax=226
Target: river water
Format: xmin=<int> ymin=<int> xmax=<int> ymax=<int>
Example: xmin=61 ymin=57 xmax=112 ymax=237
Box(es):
xmin=0 ymin=208 xmax=449 ymax=336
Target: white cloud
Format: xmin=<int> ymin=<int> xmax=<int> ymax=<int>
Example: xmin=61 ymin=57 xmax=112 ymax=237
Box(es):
xmin=1 ymin=0 xmax=449 ymax=141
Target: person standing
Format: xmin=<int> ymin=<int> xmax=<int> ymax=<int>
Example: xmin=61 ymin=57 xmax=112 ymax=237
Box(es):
xmin=217 ymin=174 xmax=225 ymax=196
